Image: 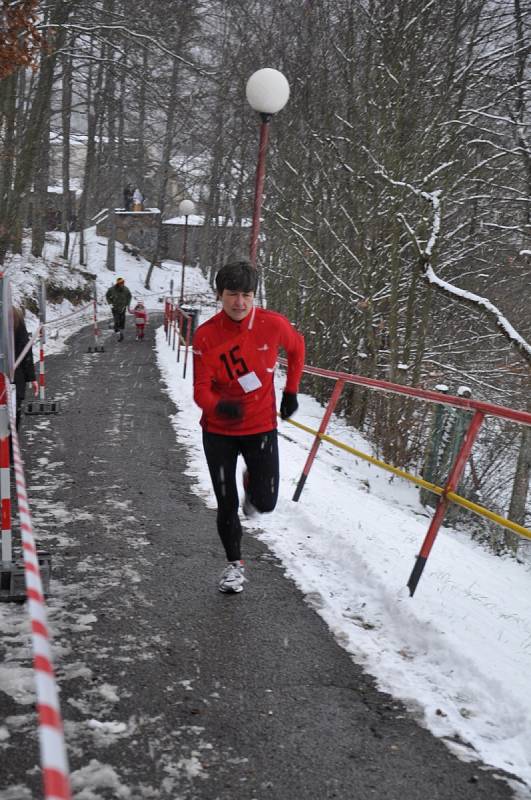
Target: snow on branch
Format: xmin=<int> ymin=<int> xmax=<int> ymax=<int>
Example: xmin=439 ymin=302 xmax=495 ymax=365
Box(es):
xmin=420 ymin=261 xmax=531 ymax=366
xmin=407 ymin=193 xmax=530 ymax=367
xmin=50 ymin=22 xmax=215 ymax=76
xmin=368 ymin=153 xmax=531 ymax=367
xmin=289 ymin=227 xmax=364 ymax=302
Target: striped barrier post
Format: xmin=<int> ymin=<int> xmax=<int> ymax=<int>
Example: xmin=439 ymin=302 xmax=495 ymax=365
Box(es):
xmin=88 ymin=282 xmax=104 ymax=353
xmin=0 ymin=373 xmax=11 ymax=564
xmin=7 ymin=379 xmax=71 ymax=799
xmin=0 ymin=275 xmax=13 ymax=569
xmin=40 ymin=280 xmax=46 ymax=402
xmin=26 ymin=281 xmax=59 ymax=416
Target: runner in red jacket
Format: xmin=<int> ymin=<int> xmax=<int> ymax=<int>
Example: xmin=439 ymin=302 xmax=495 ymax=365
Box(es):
xmin=193 ymin=260 xmax=305 ymax=594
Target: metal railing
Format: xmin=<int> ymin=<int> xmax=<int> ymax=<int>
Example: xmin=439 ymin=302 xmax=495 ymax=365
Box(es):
xmin=279 ymin=358 xmax=531 ymax=596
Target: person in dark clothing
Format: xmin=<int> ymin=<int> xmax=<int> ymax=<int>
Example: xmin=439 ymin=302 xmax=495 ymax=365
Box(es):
xmin=123 ymin=183 xmax=134 ymax=212
xmin=105 ymin=277 xmax=132 ymax=341
xmin=12 ymin=307 xmax=38 ymax=431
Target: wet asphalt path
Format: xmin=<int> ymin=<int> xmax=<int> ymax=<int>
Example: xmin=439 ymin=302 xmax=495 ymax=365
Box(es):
xmin=0 ymin=316 xmax=519 ymax=799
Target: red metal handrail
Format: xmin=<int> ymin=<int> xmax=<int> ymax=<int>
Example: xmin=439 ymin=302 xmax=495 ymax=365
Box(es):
xmin=279 ymin=358 xmax=531 ymax=427
xmin=164 ymin=299 xmax=192 ymax=379
xmin=278 ymin=357 xmax=531 ymax=596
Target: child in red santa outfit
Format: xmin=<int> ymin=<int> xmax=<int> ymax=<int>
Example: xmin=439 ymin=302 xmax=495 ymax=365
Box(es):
xmin=132 ymin=301 xmax=148 ymax=340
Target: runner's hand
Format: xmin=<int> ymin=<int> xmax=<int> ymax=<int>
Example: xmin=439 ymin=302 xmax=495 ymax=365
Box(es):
xmin=215 ymin=400 xmax=243 ymax=420
xmin=280 ymin=391 xmax=298 ymax=420
xmin=32 ymin=381 xmax=39 ymax=397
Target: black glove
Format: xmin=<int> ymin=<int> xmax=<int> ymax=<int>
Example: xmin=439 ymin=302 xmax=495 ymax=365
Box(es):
xmin=280 ymin=391 xmax=298 ymax=420
xmin=215 ymin=399 xmax=244 ymax=420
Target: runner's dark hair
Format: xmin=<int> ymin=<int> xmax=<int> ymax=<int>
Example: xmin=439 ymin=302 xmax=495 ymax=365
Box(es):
xmin=215 ymin=260 xmax=258 ymax=295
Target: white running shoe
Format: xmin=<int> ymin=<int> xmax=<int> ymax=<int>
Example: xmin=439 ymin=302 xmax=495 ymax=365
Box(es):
xmin=218 ymin=561 xmax=246 ymax=593
xmin=242 ymin=470 xmax=257 ymax=517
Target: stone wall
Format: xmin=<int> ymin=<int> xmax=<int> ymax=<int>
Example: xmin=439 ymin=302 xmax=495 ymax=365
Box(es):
xmin=161 ymin=222 xmax=203 ymax=264
xmin=96 ymin=209 xmax=161 ymax=259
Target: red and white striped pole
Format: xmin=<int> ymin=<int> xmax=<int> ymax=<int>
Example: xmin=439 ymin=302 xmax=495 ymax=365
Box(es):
xmin=0 ymin=373 xmax=11 ymax=562
xmin=39 ymin=332 xmax=46 ymax=401
xmin=0 ymin=274 xmax=13 ymax=564
xmin=39 ymin=280 xmax=47 ymax=402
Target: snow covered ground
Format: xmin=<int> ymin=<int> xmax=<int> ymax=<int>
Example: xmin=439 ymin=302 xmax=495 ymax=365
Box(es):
xmin=156 ymin=330 xmax=531 ymax=799
xmin=1 ymin=228 xmax=531 ymax=797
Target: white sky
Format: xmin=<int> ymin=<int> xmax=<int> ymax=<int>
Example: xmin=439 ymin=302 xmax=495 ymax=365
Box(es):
xmin=1 ymin=228 xmax=530 ymax=799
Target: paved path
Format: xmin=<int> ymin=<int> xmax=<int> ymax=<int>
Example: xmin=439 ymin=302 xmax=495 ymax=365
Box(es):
xmin=0 ymin=318 xmax=519 ymax=799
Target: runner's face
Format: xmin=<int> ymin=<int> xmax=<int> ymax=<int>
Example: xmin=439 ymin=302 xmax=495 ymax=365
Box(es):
xmin=220 ymin=289 xmax=254 ymax=321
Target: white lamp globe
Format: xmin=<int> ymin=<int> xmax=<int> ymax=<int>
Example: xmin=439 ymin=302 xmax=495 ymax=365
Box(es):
xmin=246 ymin=68 xmax=290 ymax=115
xmin=179 ymin=199 xmax=195 ymax=217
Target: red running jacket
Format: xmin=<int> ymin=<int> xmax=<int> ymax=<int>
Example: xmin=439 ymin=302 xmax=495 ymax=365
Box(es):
xmin=193 ymin=306 xmax=305 ymax=435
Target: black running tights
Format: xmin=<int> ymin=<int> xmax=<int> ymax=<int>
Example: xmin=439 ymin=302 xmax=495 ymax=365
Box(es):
xmin=202 ymin=429 xmax=279 ymax=562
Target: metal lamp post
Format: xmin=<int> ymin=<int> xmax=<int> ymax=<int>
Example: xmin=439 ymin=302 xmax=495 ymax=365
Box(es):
xmin=246 ymin=68 xmax=290 ymax=266
xmin=178 ymin=199 xmax=195 ymax=305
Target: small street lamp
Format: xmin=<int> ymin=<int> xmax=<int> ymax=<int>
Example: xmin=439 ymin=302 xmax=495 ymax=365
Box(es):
xmin=178 ymin=199 xmax=195 ymax=305
xmin=246 ymin=68 xmax=290 ymax=266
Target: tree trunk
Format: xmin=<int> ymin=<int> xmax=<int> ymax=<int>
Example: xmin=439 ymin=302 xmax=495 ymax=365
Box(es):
xmin=0 ymin=73 xmax=17 ymax=225
xmin=30 ymin=109 xmax=51 ymax=258
xmin=107 ymin=209 xmax=116 ymax=272
xmin=105 ymin=20 xmax=117 ymax=272
xmin=116 ymin=44 xmax=128 ymax=192
xmin=145 ymin=56 xmax=180 ymax=290
xmin=136 ymin=47 xmax=148 ymax=184
xmin=507 ymin=393 xmax=531 ymax=543
xmin=0 ymin=0 xmax=73 ymax=263
xmin=62 ymin=37 xmax=74 ymax=260
xmin=78 ymin=36 xmax=105 ymax=265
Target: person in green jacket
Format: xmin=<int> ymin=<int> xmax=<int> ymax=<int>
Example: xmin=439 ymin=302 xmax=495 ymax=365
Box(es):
xmin=106 ymin=277 xmax=132 ymax=341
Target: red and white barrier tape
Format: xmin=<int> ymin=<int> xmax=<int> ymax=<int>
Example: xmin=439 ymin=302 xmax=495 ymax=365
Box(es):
xmin=13 ymin=301 xmax=94 ymax=373
xmin=6 ymin=381 xmax=71 ymax=800
xmin=43 ymin=302 xmax=93 ymax=327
